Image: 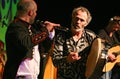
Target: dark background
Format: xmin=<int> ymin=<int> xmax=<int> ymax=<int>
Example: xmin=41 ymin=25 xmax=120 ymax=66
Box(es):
xmin=35 ymin=0 xmax=120 ymax=33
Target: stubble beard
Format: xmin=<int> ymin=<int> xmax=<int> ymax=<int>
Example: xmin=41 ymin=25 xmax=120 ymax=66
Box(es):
xmin=72 ymin=26 xmax=84 ymax=32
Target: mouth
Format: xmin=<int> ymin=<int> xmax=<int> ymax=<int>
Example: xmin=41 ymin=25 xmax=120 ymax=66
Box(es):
xmin=72 ymin=26 xmax=83 ymax=32
xmin=74 ymin=25 xmax=80 ymax=29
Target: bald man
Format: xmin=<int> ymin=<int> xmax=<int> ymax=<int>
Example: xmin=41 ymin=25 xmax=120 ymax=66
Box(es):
xmin=3 ymin=0 xmax=60 ymax=79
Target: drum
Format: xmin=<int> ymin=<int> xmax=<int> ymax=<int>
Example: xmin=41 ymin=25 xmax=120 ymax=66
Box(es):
xmin=85 ymin=38 xmax=108 ymax=79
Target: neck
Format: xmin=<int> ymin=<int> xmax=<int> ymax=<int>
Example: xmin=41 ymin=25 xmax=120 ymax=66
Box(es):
xmin=73 ymin=30 xmax=83 ymax=42
xmin=73 ymin=30 xmax=83 ymax=36
xmin=18 ymin=16 xmax=29 ymax=23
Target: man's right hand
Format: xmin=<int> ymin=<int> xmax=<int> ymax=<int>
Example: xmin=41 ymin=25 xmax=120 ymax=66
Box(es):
xmin=66 ymin=52 xmax=81 ymax=62
xmin=44 ymin=21 xmax=60 ymax=32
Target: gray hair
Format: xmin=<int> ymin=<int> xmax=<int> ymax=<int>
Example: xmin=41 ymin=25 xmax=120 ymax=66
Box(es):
xmin=72 ymin=6 xmax=92 ymax=26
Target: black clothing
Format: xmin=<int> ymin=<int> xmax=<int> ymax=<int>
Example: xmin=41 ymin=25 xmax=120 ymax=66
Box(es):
xmin=98 ymin=29 xmax=120 ymax=79
xmin=3 ymin=18 xmax=49 ymax=79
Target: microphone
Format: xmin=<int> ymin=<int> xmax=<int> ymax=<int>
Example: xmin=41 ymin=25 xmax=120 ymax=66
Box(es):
xmin=35 ymin=20 xmax=69 ymax=31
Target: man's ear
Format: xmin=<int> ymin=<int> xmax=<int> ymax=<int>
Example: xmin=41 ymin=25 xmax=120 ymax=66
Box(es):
xmin=28 ymin=10 xmax=33 ymax=16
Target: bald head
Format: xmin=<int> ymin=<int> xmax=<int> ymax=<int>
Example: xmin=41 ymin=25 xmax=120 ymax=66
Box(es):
xmin=16 ymin=0 xmax=37 ymax=17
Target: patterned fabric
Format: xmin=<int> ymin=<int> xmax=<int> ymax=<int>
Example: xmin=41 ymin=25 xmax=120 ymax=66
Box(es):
xmin=52 ymin=29 xmax=96 ymax=79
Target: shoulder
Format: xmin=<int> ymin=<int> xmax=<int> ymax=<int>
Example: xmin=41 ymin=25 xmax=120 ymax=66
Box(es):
xmin=97 ymin=29 xmax=107 ymax=38
xmin=85 ymin=29 xmax=95 ymax=34
xmin=85 ymin=29 xmax=96 ymax=38
xmin=54 ymin=30 xmax=72 ymax=44
xmin=98 ymin=29 xmax=105 ymax=34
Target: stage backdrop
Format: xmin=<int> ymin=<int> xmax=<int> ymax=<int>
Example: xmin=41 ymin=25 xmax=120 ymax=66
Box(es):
xmin=0 ymin=0 xmax=19 ymax=49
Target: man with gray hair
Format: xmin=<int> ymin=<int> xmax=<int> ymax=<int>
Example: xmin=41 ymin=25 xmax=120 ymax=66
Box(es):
xmin=52 ymin=6 xmax=97 ymax=79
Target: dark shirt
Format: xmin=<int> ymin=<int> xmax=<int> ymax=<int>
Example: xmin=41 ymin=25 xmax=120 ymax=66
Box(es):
xmin=98 ymin=29 xmax=120 ymax=46
xmin=98 ymin=29 xmax=120 ymax=79
xmin=3 ymin=17 xmax=49 ymax=79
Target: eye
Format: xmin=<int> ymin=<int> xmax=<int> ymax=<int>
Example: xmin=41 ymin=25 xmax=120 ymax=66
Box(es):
xmin=75 ymin=17 xmax=85 ymax=22
xmin=80 ymin=18 xmax=85 ymax=22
